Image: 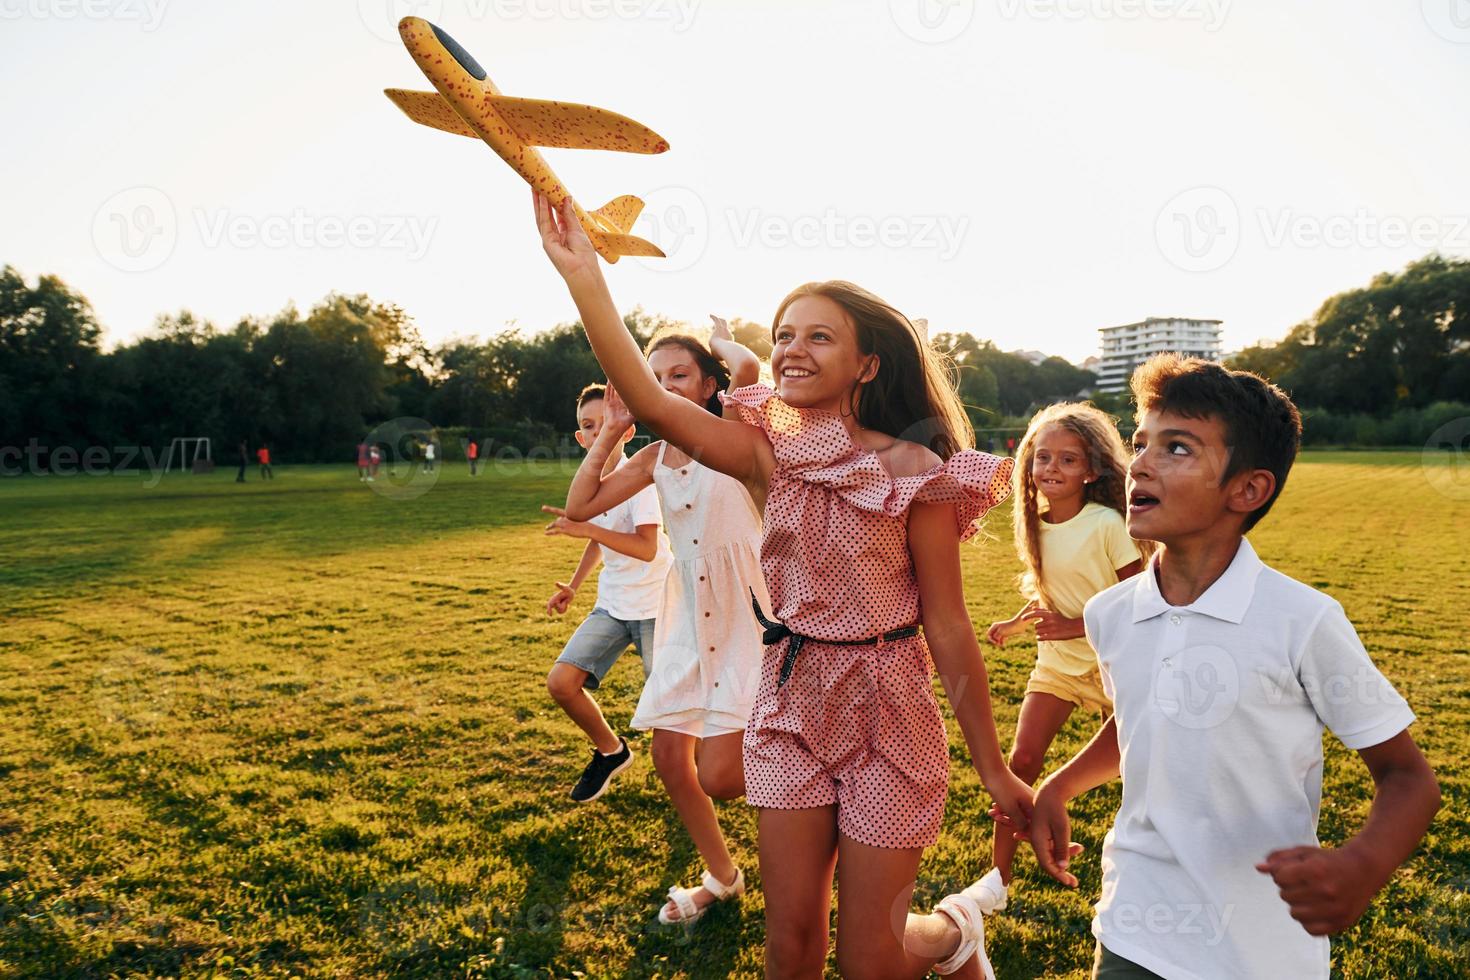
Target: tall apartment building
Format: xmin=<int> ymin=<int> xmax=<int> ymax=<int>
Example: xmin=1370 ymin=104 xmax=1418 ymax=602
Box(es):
xmin=1096 ymin=317 xmax=1223 ymax=392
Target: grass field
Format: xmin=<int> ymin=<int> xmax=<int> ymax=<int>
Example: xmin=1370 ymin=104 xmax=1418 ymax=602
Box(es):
xmin=1 ymin=452 xmax=1467 ymax=979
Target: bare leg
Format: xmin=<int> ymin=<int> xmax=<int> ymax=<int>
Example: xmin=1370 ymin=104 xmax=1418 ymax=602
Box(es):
xmin=546 ymin=663 xmax=621 ymax=755
xmin=834 ymin=833 xmax=974 ymax=979
xmin=992 ymin=691 xmax=1075 ymax=884
xmin=694 ymin=730 xmax=746 ymax=801
xmin=759 ymin=806 xmax=839 ymax=979
xmin=652 ymin=729 xmax=738 ymax=918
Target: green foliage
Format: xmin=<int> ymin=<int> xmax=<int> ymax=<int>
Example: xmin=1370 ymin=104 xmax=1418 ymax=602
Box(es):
xmin=1228 ymin=254 xmax=1470 ymax=414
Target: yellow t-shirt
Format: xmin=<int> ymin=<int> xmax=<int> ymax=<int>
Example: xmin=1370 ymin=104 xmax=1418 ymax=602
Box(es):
xmin=1035 ymin=502 xmax=1141 ymax=675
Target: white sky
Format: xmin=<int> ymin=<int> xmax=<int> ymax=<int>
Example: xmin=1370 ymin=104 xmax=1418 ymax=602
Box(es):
xmin=3 ymin=0 xmax=1468 ymax=363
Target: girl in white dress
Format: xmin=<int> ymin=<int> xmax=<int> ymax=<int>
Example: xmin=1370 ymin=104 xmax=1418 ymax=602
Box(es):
xmin=564 ymin=319 xmax=770 ymax=926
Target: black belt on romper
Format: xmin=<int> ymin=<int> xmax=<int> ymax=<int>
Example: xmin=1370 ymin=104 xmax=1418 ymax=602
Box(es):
xmin=749 ymin=589 xmax=922 ymax=688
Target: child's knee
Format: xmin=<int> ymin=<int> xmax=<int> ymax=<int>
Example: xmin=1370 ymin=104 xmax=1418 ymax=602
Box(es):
xmin=546 ymin=665 xmax=588 ymax=703
xmin=765 ymin=923 xmax=827 ymax=978
xmin=697 ymin=763 xmax=744 ymax=801
xmin=651 ymin=736 xmax=694 ymax=784
xmin=1008 ymin=746 xmax=1045 ymax=782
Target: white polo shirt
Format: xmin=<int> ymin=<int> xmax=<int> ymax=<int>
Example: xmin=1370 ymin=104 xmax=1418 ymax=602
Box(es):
xmin=1082 ymin=537 xmax=1415 ymax=980
xmin=589 ymin=456 xmax=672 ymax=622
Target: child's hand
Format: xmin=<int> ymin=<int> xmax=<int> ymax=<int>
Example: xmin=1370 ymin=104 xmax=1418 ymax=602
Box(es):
xmin=1029 ymin=784 xmax=1083 ymax=888
xmin=1255 ymin=846 xmax=1378 ymax=936
xmin=602 ymin=384 xmax=636 ymax=439
xmin=543 ymin=504 xmax=593 ymax=539
xmin=986 ymin=769 xmax=1035 ymax=837
xmin=710 ymin=314 xmax=732 ymax=345
xmin=533 ymin=192 xmax=599 ymax=283
xmin=986 ymin=619 xmax=1023 ymax=647
xmin=1023 ymin=606 xmax=1085 ymax=642
xmin=546 ymin=581 xmax=576 ymax=615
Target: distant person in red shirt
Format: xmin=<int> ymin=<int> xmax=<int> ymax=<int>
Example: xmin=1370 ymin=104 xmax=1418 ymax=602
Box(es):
xmin=1006 ymin=435 xmax=1017 ymax=456
xmin=256 ymin=445 xmax=273 ymax=480
xmin=467 ymin=438 xmax=479 ymax=476
xmin=356 ymin=442 xmax=369 ymax=481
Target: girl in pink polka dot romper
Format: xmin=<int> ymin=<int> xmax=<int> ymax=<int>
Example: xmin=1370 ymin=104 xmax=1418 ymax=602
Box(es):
xmin=537 ymin=193 xmax=1034 ymax=979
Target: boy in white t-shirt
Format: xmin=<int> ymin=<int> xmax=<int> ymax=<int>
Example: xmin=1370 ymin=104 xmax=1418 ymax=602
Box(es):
xmin=1019 ymin=354 xmax=1440 ymax=979
xmin=542 ymin=383 xmax=673 ymax=803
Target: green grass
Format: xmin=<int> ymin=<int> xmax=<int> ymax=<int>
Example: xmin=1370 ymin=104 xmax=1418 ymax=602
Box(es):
xmin=1 ymin=453 xmax=1467 ymax=978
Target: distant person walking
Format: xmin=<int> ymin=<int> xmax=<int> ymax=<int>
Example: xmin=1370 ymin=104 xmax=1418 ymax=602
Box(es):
xmin=357 ymin=441 xmax=370 ymax=481
xmin=368 ymin=445 xmax=381 ymax=481
xmin=236 ymin=441 xmax=248 ymax=483
xmin=467 ymin=438 xmax=479 ymax=476
xmin=423 ymin=440 xmax=436 ymax=473
xmin=256 ymin=445 xmax=273 ymax=480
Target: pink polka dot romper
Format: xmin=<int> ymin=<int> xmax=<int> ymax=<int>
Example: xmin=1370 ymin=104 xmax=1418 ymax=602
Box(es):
xmin=719 ymin=383 xmax=1014 ymax=849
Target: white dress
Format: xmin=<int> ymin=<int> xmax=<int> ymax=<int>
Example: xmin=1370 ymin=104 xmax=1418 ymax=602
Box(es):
xmin=631 ymin=442 xmax=770 ymax=737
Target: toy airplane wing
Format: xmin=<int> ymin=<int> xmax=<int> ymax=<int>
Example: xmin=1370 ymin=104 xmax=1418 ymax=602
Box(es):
xmin=384 ymin=89 xmax=668 ymax=154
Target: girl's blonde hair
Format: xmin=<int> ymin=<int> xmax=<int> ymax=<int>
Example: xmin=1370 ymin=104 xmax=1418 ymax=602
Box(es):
xmin=771 ymin=281 xmax=973 ymax=460
xmin=1012 ymin=402 xmax=1154 ymax=607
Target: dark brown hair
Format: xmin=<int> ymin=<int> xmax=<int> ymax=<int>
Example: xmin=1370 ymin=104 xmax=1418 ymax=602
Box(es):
xmin=576 ymin=382 xmax=605 ymax=412
xmin=644 ymin=331 xmax=729 ymax=415
xmin=1130 ymin=353 xmax=1302 ymax=531
xmin=771 ymin=281 xmax=972 ymax=459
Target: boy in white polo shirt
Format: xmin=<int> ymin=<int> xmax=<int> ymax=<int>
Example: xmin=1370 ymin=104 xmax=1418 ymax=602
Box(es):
xmin=1023 ymin=354 xmax=1440 ymax=979
xmin=542 ymin=383 xmax=674 ymax=803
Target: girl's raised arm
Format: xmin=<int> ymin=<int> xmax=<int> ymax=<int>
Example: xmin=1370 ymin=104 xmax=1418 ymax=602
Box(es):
xmin=534 ymin=192 xmax=772 ymax=488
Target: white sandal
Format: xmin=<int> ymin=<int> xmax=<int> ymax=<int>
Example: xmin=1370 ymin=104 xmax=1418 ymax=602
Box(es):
xmin=657 ymin=867 xmax=745 ymax=925
xmin=932 ymin=875 xmax=1000 ymax=978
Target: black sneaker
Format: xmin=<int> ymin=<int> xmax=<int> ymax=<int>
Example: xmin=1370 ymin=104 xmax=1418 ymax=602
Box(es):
xmin=569 ymin=738 xmax=634 ymax=803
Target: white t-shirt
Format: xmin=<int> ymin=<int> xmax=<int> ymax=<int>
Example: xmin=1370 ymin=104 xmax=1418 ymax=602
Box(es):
xmin=1082 ymin=536 xmax=1415 ymax=980
xmin=590 ymin=456 xmax=672 ymax=622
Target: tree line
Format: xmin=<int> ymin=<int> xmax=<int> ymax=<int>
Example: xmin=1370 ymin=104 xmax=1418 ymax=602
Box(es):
xmin=2 ymin=255 xmax=1465 ymax=469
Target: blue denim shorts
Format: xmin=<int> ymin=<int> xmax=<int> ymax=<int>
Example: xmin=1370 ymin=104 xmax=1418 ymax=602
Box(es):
xmin=555 ymin=608 xmax=655 ymax=690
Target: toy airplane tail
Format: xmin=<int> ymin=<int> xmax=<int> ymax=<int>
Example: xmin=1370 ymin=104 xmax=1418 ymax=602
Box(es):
xmin=585 ymin=195 xmax=665 ymax=262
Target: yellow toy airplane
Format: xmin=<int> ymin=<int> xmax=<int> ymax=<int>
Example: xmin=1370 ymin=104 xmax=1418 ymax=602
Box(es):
xmin=385 ymin=17 xmax=668 ymax=263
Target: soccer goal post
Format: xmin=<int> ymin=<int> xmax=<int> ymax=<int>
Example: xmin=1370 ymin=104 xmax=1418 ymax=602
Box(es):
xmin=163 ymin=437 xmax=213 ymax=474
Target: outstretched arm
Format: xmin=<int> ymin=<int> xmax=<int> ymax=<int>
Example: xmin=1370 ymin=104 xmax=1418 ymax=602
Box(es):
xmin=534 ymin=192 xmax=773 ymax=489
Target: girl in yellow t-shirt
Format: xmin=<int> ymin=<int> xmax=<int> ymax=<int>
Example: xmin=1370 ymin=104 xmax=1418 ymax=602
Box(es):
xmin=977 ymin=403 xmax=1152 ymax=913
